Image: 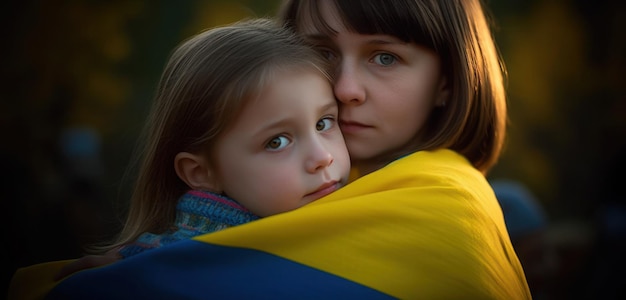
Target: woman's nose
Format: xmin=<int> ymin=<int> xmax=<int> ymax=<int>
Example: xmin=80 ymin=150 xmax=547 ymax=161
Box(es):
xmin=333 ymin=62 xmax=366 ymax=105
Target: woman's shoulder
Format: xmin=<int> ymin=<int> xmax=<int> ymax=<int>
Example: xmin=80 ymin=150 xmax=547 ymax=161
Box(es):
xmin=377 ymin=149 xmax=485 ymax=188
xmin=394 ymin=149 xmax=474 ymax=171
xmin=349 ymin=149 xmax=503 ymax=221
xmin=329 ymin=149 xmax=492 ymax=205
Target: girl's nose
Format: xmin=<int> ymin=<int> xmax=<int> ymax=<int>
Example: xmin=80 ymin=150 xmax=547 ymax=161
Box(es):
xmin=306 ymin=140 xmax=334 ymax=173
xmin=333 ymin=62 xmax=366 ymax=105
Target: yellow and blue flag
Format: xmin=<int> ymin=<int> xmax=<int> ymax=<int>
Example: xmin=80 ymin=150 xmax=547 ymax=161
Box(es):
xmin=9 ymin=149 xmax=531 ymax=299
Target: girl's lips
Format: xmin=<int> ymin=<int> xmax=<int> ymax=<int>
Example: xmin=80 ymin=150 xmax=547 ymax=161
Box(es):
xmin=306 ymin=181 xmax=339 ymax=200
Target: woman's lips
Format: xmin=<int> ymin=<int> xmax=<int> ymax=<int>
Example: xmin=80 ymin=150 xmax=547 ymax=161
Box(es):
xmin=339 ymin=120 xmax=371 ymax=134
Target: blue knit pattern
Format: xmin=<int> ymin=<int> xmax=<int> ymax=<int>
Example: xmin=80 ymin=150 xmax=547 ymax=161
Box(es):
xmin=119 ymin=190 xmax=260 ymax=258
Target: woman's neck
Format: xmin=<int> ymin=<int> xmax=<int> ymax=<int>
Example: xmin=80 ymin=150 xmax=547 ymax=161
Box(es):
xmin=353 ymin=150 xmax=417 ymax=176
xmin=352 ymin=159 xmax=391 ymax=177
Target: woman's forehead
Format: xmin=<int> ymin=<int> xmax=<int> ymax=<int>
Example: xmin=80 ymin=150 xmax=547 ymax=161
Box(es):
xmin=292 ymin=0 xmax=423 ymax=44
xmin=293 ymin=0 xmax=341 ymax=37
xmin=293 ymin=0 xmax=400 ymax=40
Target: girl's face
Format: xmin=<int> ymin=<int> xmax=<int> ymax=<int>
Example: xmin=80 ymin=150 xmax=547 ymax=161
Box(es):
xmin=300 ymin=0 xmax=449 ymax=174
xmin=211 ymin=69 xmax=350 ymax=217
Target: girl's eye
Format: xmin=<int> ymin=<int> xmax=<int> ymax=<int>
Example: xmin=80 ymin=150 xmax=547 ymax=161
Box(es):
xmin=373 ymin=53 xmax=397 ymax=66
xmin=316 ymin=117 xmax=334 ymax=132
xmin=265 ymin=136 xmax=290 ymax=151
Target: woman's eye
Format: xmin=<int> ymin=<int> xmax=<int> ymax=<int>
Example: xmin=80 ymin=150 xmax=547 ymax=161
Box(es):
xmin=316 ymin=117 xmax=334 ymax=132
xmin=265 ymin=136 xmax=290 ymax=151
xmin=373 ymin=53 xmax=397 ymax=66
xmin=317 ymin=48 xmax=338 ymax=62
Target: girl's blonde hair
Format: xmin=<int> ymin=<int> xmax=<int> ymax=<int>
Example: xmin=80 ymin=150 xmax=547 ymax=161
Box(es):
xmin=279 ymin=0 xmax=507 ymax=175
xmin=108 ymin=18 xmax=330 ymax=251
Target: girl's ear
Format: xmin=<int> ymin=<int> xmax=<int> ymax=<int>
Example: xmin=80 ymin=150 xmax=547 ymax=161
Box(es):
xmin=435 ymin=76 xmax=451 ymax=107
xmin=174 ymin=152 xmax=222 ymax=193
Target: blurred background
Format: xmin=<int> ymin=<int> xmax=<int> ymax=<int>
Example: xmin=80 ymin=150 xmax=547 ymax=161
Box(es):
xmin=1 ymin=0 xmax=624 ymax=299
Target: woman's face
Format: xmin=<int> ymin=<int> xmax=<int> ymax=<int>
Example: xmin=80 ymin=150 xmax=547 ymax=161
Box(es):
xmin=298 ymin=0 xmax=449 ymax=174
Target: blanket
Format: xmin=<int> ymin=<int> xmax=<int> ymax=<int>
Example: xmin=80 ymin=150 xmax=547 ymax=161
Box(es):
xmin=8 ymin=149 xmax=531 ymax=299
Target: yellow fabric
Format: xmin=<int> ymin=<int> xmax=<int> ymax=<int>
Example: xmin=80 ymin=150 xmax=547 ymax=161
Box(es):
xmin=8 ymin=260 xmax=74 ymax=300
xmin=195 ymin=149 xmax=531 ymax=299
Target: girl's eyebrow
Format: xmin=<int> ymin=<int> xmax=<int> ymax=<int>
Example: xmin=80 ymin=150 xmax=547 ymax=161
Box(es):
xmin=253 ymin=101 xmax=337 ymax=135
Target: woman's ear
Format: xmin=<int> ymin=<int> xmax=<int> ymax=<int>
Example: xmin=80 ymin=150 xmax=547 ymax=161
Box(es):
xmin=435 ymin=76 xmax=451 ymax=107
xmin=174 ymin=152 xmax=222 ymax=193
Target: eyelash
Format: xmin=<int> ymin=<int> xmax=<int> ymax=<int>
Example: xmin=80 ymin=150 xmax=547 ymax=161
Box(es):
xmin=372 ymin=53 xmax=398 ymax=66
xmin=315 ymin=46 xmax=399 ymax=68
xmin=265 ymin=135 xmax=290 ymax=151
xmin=317 ymin=47 xmax=338 ymax=62
xmin=316 ymin=116 xmax=336 ymax=132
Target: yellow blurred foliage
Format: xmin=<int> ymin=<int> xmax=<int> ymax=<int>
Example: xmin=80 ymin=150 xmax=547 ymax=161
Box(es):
xmin=22 ymin=1 xmax=142 ymax=134
xmin=185 ymin=1 xmax=261 ymax=37
xmin=506 ymin=0 xmax=586 ymax=124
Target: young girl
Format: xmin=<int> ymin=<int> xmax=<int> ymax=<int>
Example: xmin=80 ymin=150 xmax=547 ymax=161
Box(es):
xmin=11 ymin=1 xmax=532 ymax=299
xmin=9 ymin=17 xmax=351 ymax=299
xmin=108 ymin=16 xmax=350 ymax=259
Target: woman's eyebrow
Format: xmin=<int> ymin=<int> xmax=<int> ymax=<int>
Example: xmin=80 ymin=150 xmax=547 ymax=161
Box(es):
xmin=302 ymin=34 xmax=332 ymax=43
xmin=364 ymin=35 xmax=407 ymax=45
xmin=304 ymin=33 xmax=406 ymax=46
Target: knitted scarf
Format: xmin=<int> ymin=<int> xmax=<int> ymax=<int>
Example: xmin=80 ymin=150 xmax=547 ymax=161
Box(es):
xmin=119 ymin=190 xmax=260 ymax=258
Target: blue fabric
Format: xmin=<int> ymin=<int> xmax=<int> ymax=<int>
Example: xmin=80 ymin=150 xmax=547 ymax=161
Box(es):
xmin=47 ymin=240 xmax=392 ymax=300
